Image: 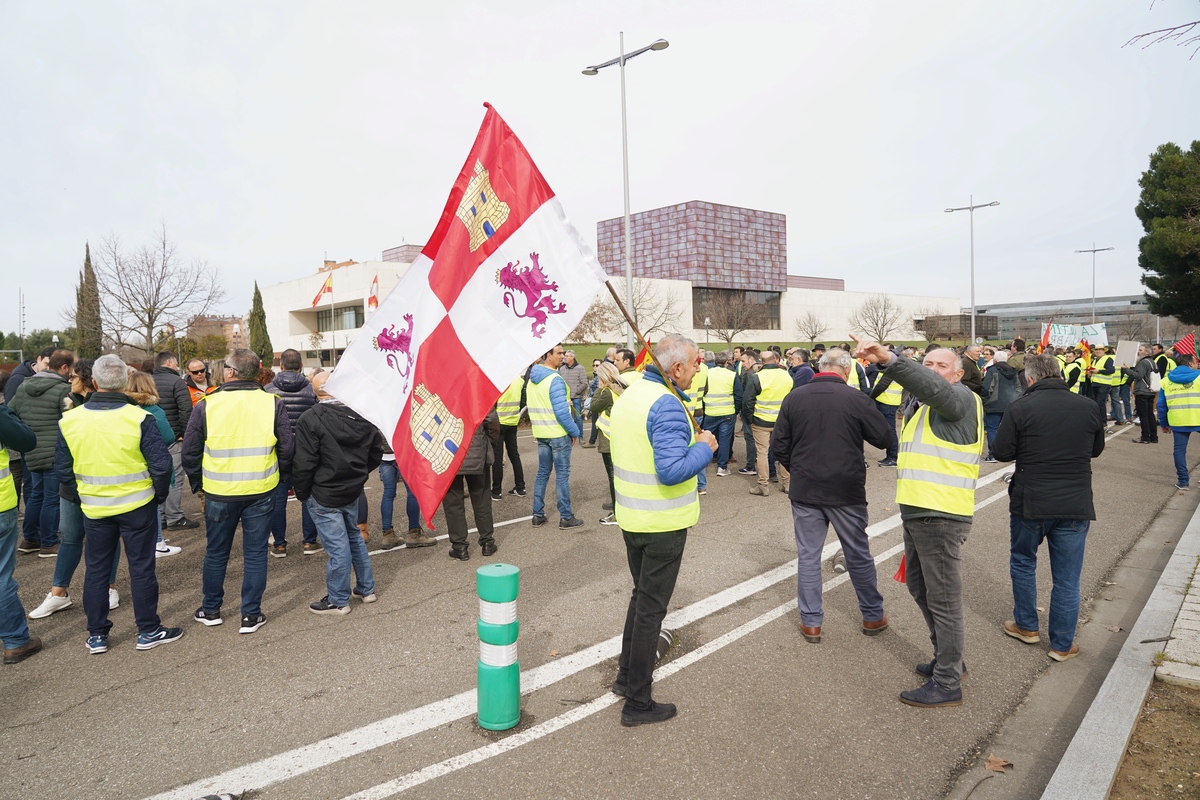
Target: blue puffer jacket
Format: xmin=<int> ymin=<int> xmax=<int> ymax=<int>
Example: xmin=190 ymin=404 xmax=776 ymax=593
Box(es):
xmin=641 ymin=366 xmax=712 ymax=485
xmin=528 ymin=365 xmax=581 ymax=438
xmin=1158 ymin=365 xmax=1200 ymax=432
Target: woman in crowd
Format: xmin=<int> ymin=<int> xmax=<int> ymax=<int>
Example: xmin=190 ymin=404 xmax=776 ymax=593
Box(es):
xmin=589 ymin=361 xmax=627 ymax=527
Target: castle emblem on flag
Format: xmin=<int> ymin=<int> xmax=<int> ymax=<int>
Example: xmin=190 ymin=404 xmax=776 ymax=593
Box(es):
xmin=496 ymin=252 xmax=567 ymax=339
xmin=456 ymin=160 xmax=510 ymax=252
xmin=410 ymin=384 xmax=464 ymax=474
xmin=372 ymin=314 xmax=415 ymax=390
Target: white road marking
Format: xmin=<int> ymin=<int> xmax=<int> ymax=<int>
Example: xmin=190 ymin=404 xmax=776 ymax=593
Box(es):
xmin=149 ymin=426 xmax=1128 ymax=799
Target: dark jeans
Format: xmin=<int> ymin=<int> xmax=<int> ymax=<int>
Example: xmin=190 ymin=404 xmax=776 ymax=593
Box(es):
xmin=703 ymin=414 xmax=735 ymax=470
xmin=445 ymin=472 xmax=494 ymax=547
xmin=491 ymin=424 xmax=525 ymax=494
xmin=1135 ymin=395 xmax=1158 ymax=442
xmin=23 ymin=469 xmax=60 ymax=548
xmin=984 ymin=412 xmax=1004 ymax=458
xmin=1173 ymin=431 xmax=1193 ymax=487
xmin=742 ymin=417 xmax=757 ymax=465
xmin=83 ymin=501 xmax=160 ymax=636
xmin=875 ymin=402 xmax=899 ymax=461
xmin=617 ymin=528 xmax=687 ymax=709
xmin=601 ymin=451 xmax=616 ymax=506
xmin=902 ymin=516 xmax=970 ymax=691
xmin=1009 ymin=516 xmax=1089 ymax=653
xmin=201 ymin=493 xmax=274 ymax=617
xmin=790 ymin=502 xmax=883 ymax=627
xmin=270 ymin=475 xmax=316 ymax=546
xmin=1120 ymin=383 xmax=1132 ymax=421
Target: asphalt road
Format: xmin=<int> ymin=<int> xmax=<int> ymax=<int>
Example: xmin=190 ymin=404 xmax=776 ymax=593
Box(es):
xmin=3 ymin=419 xmax=1196 ymax=800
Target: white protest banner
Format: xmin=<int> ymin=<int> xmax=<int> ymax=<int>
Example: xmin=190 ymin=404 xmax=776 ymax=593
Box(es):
xmin=1042 ymin=322 xmax=1108 ymax=348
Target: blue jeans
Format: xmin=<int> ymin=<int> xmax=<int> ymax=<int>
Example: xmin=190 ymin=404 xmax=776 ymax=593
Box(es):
xmin=270 ymin=475 xmax=316 ymax=546
xmin=984 ymin=412 xmax=1004 ymax=458
xmin=201 ymin=493 xmax=274 ymax=616
xmin=571 ymin=397 xmax=583 ymax=421
xmin=1009 ymin=516 xmax=1089 ymax=653
xmin=306 ymin=498 xmax=375 ymax=607
xmin=54 ymin=497 xmax=119 ymax=590
xmin=694 ymin=415 xmax=707 ymax=490
xmin=1174 ymin=430 xmax=1193 ymax=486
xmin=0 ymin=507 xmax=31 ymax=649
xmin=533 ymin=436 xmax=573 ymax=519
xmin=876 ymin=402 xmax=899 ymax=461
xmin=379 ymin=461 xmax=398 ymax=530
xmin=23 ymin=469 xmax=60 ymax=548
xmin=83 ymin=501 xmax=160 ymax=636
xmin=791 ymin=502 xmax=882 ymax=627
xmin=1120 ymin=383 xmax=1132 ymax=421
xmin=703 ymin=415 xmax=735 ymax=470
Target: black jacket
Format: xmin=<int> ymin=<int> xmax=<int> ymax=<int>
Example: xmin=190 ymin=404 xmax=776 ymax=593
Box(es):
xmin=292 ymin=401 xmax=384 ymax=507
xmin=0 ymin=405 xmax=36 ymax=454
xmin=3 ymin=361 xmax=36 ymax=404
xmin=982 ymin=363 xmax=1020 ymax=414
xmin=992 ymin=378 xmax=1105 ymax=520
xmin=152 ymin=366 xmax=192 ymax=439
xmin=266 ymin=370 xmax=318 ymax=428
xmin=770 ymin=374 xmax=894 ymax=507
xmin=456 ymin=409 xmax=500 ymax=475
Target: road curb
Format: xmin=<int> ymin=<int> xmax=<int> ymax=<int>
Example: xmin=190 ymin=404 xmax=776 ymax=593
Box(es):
xmin=1040 ymin=489 xmax=1200 ymax=799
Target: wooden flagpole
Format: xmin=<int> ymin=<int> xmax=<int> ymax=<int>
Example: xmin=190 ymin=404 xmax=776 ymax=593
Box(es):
xmin=604 ymin=281 xmax=701 ymax=433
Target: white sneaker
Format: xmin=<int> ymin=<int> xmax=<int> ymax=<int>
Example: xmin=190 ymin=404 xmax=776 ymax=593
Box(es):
xmin=155 ymin=544 xmax=182 ymax=558
xmin=109 ymin=588 xmax=120 ymax=610
xmin=716 ymin=468 xmax=730 ymax=477
xmin=28 ymin=592 xmax=72 ymax=619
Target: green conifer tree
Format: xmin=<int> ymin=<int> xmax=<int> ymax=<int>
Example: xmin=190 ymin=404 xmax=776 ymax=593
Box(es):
xmin=248 ymin=282 xmax=274 ymax=366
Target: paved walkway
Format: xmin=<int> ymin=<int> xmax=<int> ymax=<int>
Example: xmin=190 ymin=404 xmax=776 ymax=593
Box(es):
xmin=1156 ymin=541 xmax=1200 ymax=687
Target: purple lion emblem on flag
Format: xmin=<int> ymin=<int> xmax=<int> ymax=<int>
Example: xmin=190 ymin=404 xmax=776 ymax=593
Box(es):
xmin=372 ymin=313 xmax=415 ymax=386
xmin=495 ymin=252 xmax=567 ymax=339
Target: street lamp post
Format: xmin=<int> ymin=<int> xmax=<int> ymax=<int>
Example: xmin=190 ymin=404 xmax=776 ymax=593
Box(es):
xmin=704 ymin=316 xmax=711 ymax=353
xmin=1074 ymin=243 xmax=1115 ymax=324
xmin=584 ymin=34 xmax=670 ymax=350
xmin=945 ymin=196 xmax=1000 ymax=344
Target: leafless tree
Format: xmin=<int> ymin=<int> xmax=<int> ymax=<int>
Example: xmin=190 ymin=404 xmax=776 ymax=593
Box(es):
xmin=95 ymin=223 xmax=225 ymax=356
xmin=849 ymin=294 xmax=905 ymax=342
xmin=609 ymin=279 xmax=685 ymax=341
xmin=794 ymin=310 xmax=829 ymax=344
xmin=912 ymin=305 xmax=958 ymax=343
xmin=699 ymin=291 xmax=767 ymax=345
xmin=1125 ymin=4 xmax=1200 ymax=60
xmin=567 ymin=295 xmax=622 ymax=343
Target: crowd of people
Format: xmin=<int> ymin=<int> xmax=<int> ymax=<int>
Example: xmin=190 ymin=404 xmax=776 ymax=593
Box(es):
xmin=0 ymin=334 xmax=1191 ymax=729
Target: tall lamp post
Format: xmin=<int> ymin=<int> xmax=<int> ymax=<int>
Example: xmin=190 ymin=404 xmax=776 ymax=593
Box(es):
xmin=1074 ymin=243 xmax=1115 ymax=324
xmin=945 ymin=196 xmax=999 ymax=344
xmin=584 ymin=34 xmax=670 ymax=349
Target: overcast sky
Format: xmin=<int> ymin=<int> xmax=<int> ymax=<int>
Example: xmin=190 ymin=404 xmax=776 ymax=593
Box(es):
xmin=3 ymin=0 xmax=1199 ymax=334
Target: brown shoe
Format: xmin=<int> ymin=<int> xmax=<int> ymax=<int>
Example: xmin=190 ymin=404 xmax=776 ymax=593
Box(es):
xmin=1002 ymin=620 xmax=1040 ymax=644
xmin=379 ymin=528 xmax=403 ymax=551
xmin=749 ymin=485 xmax=769 ymax=497
xmin=4 ymin=636 xmax=42 ymax=665
xmin=358 ymin=522 xmax=369 ymax=544
xmin=801 ymin=624 xmax=822 ymax=643
xmin=38 ymin=544 xmax=59 ymax=559
xmin=405 ymin=527 xmax=437 ymax=548
xmin=1048 ymin=643 xmax=1080 ymax=662
xmin=862 ymin=616 xmax=889 ymax=636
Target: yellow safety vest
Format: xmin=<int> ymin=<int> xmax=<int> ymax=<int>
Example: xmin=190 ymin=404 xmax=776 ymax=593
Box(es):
xmin=496 ymin=376 xmax=523 ymax=426
xmin=877 ymin=380 xmax=904 ymax=407
xmin=526 ymin=372 xmax=569 ymax=439
xmin=623 ymin=369 xmax=643 ymax=384
xmin=752 ymin=368 xmax=792 ymax=424
xmin=1163 ymin=375 xmax=1200 ymax=428
xmin=703 ymin=367 xmax=736 ymax=417
xmin=201 ymin=389 xmax=280 ymax=496
xmin=684 ymin=363 xmax=708 ymax=417
xmin=1160 ymin=356 xmax=1177 ymax=375
xmin=1063 ymin=361 xmax=1083 ymax=394
xmin=610 ymin=378 xmax=700 ymax=533
xmin=1090 ymin=355 xmax=1118 ymax=386
xmin=896 ymin=394 xmax=984 ymax=517
xmin=0 ymin=447 xmax=15 ymax=513
xmin=59 ymin=404 xmax=155 ymax=519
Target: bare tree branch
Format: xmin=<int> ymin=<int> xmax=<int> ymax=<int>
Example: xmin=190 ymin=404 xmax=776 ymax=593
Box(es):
xmin=848 ymin=295 xmax=905 ymax=342
xmin=611 ymin=279 xmax=685 ymax=341
xmin=567 ymin=295 xmax=622 ymax=343
xmin=1125 ymin=18 xmax=1200 ymax=59
xmin=698 ymin=291 xmax=767 ymax=345
xmin=793 ymin=310 xmax=829 ymax=344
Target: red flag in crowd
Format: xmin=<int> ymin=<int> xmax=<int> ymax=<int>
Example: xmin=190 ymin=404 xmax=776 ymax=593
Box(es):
xmin=1174 ymin=333 xmax=1195 ymax=356
xmin=326 ymin=104 xmax=608 ymax=523
xmin=311 ymin=274 xmax=332 ymax=308
xmin=893 ymin=554 xmax=906 ymax=584
xmin=634 ymin=343 xmax=652 ymax=371
xmin=1037 ymin=319 xmax=1052 ymax=354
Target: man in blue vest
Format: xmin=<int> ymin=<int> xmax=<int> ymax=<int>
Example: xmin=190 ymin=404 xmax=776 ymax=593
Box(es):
xmin=609 ymin=334 xmax=716 ymax=726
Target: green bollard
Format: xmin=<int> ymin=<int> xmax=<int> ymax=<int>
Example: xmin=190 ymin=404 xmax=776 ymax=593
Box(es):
xmin=476 ymin=562 xmax=520 ymax=731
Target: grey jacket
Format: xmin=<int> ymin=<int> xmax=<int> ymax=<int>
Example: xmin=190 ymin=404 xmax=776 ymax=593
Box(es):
xmin=558 ymin=362 xmax=590 ymax=400
xmin=1128 ymin=356 xmax=1157 ymax=397
xmin=882 ymin=355 xmax=982 ymax=522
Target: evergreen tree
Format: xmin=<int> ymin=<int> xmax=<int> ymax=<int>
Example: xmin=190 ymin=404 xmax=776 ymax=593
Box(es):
xmin=1139 ymin=141 xmax=1200 ymax=324
xmin=74 ymin=243 xmax=104 ymax=358
xmin=248 ymin=282 xmax=274 ymax=366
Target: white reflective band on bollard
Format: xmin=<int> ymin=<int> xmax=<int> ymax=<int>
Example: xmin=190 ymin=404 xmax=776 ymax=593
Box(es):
xmin=479 ymin=599 xmax=517 ymax=625
xmin=479 ymin=642 xmax=518 ymax=668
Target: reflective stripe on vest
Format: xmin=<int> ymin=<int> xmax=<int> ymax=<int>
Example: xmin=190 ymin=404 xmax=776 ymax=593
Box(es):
xmin=201 ymin=389 xmax=280 ymax=495
xmin=58 ymin=404 xmax=155 ymax=519
xmin=895 ymin=394 xmax=984 ymax=517
xmin=1091 ymin=355 xmax=1119 ymax=386
xmin=877 ymin=381 xmax=904 ymax=407
xmin=1163 ymin=376 xmax=1200 ymax=427
xmin=684 ymin=363 xmax=708 ymax=415
xmin=497 ymin=377 xmax=524 ymax=426
xmin=610 ymin=378 xmax=700 ymax=533
xmin=1063 ymin=362 xmax=1083 ymax=393
xmin=526 ymin=373 xmax=569 ymax=439
xmin=703 ymin=367 xmax=736 ymax=417
xmin=753 ymin=368 xmax=792 ymax=424
xmin=0 ymin=448 xmax=14 ymax=513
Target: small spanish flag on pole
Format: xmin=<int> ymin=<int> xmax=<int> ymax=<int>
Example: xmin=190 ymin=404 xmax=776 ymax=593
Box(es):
xmin=311 ymin=273 xmax=333 ymax=308
xmin=634 ymin=341 xmax=653 ymax=371
xmin=1037 ymin=319 xmax=1052 ymax=354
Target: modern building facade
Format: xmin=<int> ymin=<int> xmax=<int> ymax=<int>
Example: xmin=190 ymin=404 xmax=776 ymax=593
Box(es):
xmin=975 ymin=295 xmax=1152 ymax=340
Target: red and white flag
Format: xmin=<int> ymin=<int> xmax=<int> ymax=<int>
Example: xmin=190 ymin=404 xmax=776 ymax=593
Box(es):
xmin=312 ymin=274 xmax=333 ymax=308
xmin=327 ymin=104 xmax=607 ymax=523
xmin=367 ymin=274 xmax=379 ymax=314
xmin=1174 ymin=333 xmax=1195 ymax=356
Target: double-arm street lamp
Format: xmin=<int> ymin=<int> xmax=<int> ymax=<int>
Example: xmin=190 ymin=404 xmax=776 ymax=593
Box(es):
xmin=945 ymin=196 xmax=1000 ymax=344
xmin=1075 ymin=243 xmax=1115 ymax=324
xmin=584 ymin=34 xmax=669 ymax=349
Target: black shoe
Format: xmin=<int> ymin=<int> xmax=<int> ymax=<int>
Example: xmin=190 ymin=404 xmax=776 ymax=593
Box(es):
xmin=239 ymin=613 xmax=267 ymax=634
xmin=491 ymin=492 xmax=502 ymax=501
xmin=166 ymin=518 xmax=200 ymax=530
xmin=559 ymin=516 xmax=584 ymax=530
xmin=899 ymin=678 xmax=962 ymax=708
xmin=193 ymin=607 xmax=223 ymax=627
xmin=620 ymin=700 xmax=678 ymax=727
xmin=448 ymin=543 xmax=470 ymax=561
xmin=508 ymin=487 xmax=527 ymax=497
xmin=602 ymin=501 xmax=613 ymax=511
xmin=877 ymin=458 xmax=897 ymax=467
xmin=531 ymin=515 xmax=547 ymax=527
xmin=916 ymin=660 xmax=968 ymax=679
xmin=611 ymin=680 xmax=629 ymax=698
xmin=481 ymin=540 xmax=498 ymax=557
